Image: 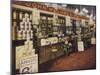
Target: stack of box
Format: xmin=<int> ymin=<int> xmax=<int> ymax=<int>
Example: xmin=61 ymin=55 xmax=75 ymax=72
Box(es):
xmin=16 ymin=38 xmax=38 ymax=73
xmin=17 ymin=13 xmax=33 ymax=40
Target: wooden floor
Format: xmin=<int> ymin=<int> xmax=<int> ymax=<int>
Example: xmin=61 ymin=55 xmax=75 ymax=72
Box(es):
xmin=39 ymin=45 xmax=96 ymax=72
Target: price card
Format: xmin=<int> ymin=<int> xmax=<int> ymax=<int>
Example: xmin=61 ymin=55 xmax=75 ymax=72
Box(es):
xmin=78 ymin=41 xmax=84 ymax=51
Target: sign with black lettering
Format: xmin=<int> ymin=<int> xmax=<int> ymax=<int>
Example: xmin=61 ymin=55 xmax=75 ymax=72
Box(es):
xmin=78 ymin=41 xmax=84 ymax=51
xmin=20 ymin=55 xmax=38 ymax=74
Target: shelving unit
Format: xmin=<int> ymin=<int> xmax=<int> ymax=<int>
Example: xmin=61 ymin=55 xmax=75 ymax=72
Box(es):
xmin=12 ymin=8 xmax=38 ymax=74
xmin=12 ymin=8 xmax=33 ymax=41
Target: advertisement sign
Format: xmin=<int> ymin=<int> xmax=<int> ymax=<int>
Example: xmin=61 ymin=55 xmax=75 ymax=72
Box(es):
xmin=20 ymin=55 xmax=38 ymax=74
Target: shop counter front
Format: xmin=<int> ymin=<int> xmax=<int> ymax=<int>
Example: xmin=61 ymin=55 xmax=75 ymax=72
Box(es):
xmin=38 ymin=41 xmax=64 ymax=64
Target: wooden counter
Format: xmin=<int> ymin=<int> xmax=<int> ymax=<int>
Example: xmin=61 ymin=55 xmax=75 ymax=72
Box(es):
xmin=38 ymin=42 xmax=64 ymax=64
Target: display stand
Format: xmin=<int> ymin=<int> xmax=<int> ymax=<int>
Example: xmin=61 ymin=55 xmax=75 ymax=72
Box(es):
xmin=16 ymin=36 xmax=38 ymax=73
